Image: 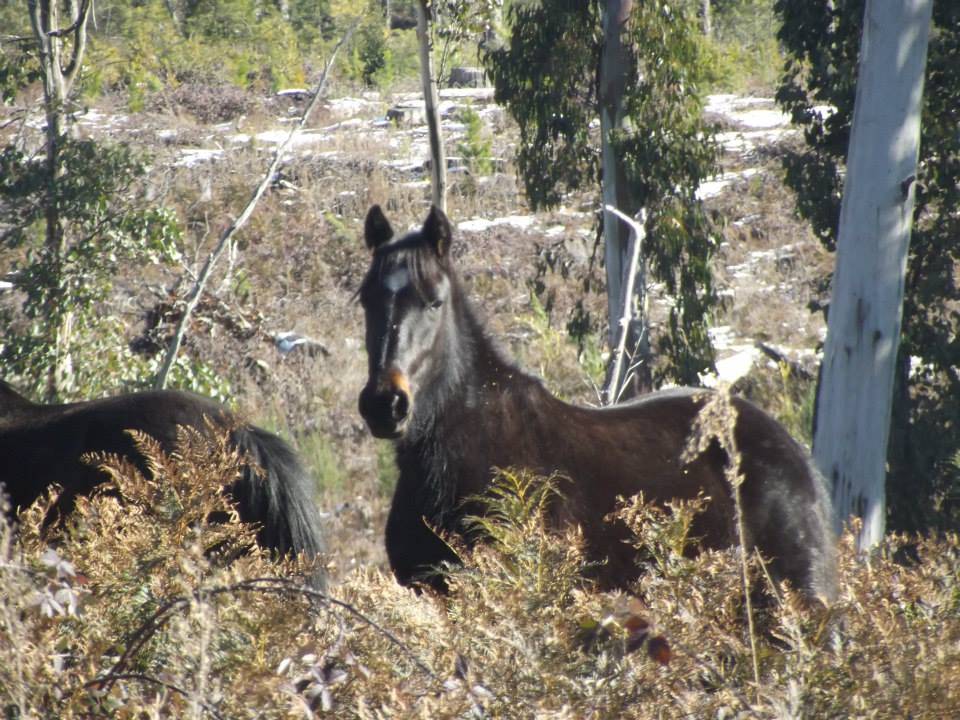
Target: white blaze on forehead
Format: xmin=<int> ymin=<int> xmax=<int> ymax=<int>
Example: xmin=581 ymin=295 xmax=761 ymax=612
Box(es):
xmin=383 ymin=266 xmax=411 ymax=293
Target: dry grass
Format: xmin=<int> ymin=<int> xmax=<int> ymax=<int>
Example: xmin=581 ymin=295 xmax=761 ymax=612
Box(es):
xmin=7 ymin=81 xmax=948 ymax=717
xmin=2 ymin=436 xmax=958 ymax=719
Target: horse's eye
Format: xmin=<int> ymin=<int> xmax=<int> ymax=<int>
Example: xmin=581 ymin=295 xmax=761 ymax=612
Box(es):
xmin=429 ymin=299 xmax=443 ymax=310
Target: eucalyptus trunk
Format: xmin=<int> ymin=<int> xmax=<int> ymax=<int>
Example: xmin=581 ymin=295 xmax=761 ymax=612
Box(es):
xmin=813 ymin=0 xmax=933 ymax=549
xmin=416 ymin=0 xmax=447 ymax=212
xmin=599 ymin=0 xmax=650 ymax=396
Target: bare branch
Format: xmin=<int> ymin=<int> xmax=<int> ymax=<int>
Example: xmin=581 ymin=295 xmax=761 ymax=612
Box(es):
xmin=85 ymin=673 xmax=225 ymax=720
xmin=60 ymin=0 xmax=92 ymax=93
xmin=45 ymin=0 xmax=90 ymax=38
xmin=154 ymin=23 xmax=358 ymax=390
xmin=92 ymin=576 xmax=439 ymax=694
xmin=601 ymin=204 xmax=646 ymax=405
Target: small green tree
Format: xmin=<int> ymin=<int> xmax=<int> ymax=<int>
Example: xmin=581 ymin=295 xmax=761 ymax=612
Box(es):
xmin=483 ymin=1 xmax=719 ymax=389
xmin=0 ymin=140 xmax=182 ymax=399
xmin=456 ymin=104 xmax=493 ymax=176
xmin=0 ymin=2 xmax=191 ymax=399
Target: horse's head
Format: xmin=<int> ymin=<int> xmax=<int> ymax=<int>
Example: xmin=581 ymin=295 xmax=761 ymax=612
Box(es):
xmin=357 ymin=205 xmax=456 ymax=439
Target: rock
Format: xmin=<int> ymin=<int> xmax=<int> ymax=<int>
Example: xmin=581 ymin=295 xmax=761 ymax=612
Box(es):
xmin=448 ymin=66 xmax=486 ymax=88
xmin=387 ymin=104 xmax=426 ymax=126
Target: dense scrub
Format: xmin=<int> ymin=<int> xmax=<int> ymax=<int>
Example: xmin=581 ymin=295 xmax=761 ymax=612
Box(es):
xmin=2 ymin=434 xmax=958 ymax=718
xmin=2 ymin=4 xmax=958 ymax=714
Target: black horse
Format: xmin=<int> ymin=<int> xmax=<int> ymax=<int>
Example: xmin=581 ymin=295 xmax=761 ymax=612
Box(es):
xmin=357 ymin=205 xmax=836 ymax=601
xmin=0 ymin=380 xmax=325 ymax=587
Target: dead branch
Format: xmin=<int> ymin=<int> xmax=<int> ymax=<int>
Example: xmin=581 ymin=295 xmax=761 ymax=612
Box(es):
xmin=601 ymin=204 xmax=647 ymax=405
xmin=92 ymin=576 xmax=439 ymax=695
xmin=154 ymin=23 xmax=357 ymax=390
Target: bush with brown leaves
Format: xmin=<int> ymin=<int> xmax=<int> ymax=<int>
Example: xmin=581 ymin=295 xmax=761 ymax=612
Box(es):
xmin=1 ymin=442 xmax=958 ymax=718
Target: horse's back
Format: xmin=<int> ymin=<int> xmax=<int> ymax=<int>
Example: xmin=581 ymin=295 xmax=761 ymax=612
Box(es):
xmin=563 ymin=386 xmax=836 ymax=599
xmin=0 ymin=388 xmax=233 ymax=512
xmin=0 ymin=387 xmax=326 ymax=580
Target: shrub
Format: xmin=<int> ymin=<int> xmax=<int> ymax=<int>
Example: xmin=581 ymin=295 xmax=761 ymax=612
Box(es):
xmin=2 ymin=449 xmax=958 ymax=717
xmin=0 ymin=138 xmax=187 ymax=399
xmin=456 ymin=104 xmax=493 ymax=176
xmin=153 ymin=82 xmax=260 ymax=123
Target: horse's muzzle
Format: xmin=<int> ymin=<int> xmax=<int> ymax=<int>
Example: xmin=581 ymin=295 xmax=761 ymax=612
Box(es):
xmin=358 ymin=372 xmax=411 ymax=439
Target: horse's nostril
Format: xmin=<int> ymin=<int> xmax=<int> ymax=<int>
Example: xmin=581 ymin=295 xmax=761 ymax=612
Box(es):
xmin=391 ymin=391 xmax=410 ymax=423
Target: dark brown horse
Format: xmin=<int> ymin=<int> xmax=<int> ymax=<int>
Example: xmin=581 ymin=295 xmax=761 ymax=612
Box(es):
xmin=0 ymin=380 xmax=325 ymax=587
xmin=357 ymin=205 xmax=836 ymax=601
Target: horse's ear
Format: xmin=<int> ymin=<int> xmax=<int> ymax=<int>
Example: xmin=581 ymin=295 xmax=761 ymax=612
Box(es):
xmin=364 ymin=205 xmax=394 ymax=249
xmin=422 ymin=205 xmax=453 ymax=257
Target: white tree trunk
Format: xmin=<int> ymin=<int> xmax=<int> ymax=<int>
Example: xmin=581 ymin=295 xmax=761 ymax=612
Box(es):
xmin=599 ymin=0 xmax=649 ymax=395
xmin=416 ymin=0 xmax=446 ymax=212
xmin=600 ymin=0 xmax=630 ymax=347
xmin=813 ymin=0 xmax=933 ymax=550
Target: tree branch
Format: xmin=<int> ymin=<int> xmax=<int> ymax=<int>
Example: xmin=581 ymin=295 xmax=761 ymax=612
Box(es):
xmin=85 ymin=673 xmax=226 ymax=720
xmin=92 ymin=576 xmax=439 ymax=695
xmin=60 ymin=0 xmax=92 ymax=93
xmin=601 ymin=204 xmax=646 ymax=405
xmin=44 ymin=0 xmax=90 ymax=38
xmin=154 ymin=23 xmax=357 ymax=390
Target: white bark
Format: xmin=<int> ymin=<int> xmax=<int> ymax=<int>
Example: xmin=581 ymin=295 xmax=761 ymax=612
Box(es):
xmin=601 ymin=205 xmax=646 ymax=406
xmin=599 ymin=0 xmax=631 ymax=348
xmin=416 ymin=0 xmax=446 ymax=211
xmin=813 ymin=0 xmax=933 ymax=549
xmin=599 ymin=0 xmax=649 ymax=395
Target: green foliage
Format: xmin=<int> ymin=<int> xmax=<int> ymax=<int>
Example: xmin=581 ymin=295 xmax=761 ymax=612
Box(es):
xmin=734 ymin=362 xmax=818 ymax=446
xmin=355 ymin=17 xmax=392 ymax=87
xmin=287 ymin=0 xmax=336 ymax=45
xmin=432 ymin=0 xmax=500 ymax=81
xmin=456 ymin=104 xmax=494 ymax=176
xmin=190 ymin=3 xmax=306 ymax=90
xmin=482 ymin=2 xmax=598 ymax=210
xmin=615 ymin=4 xmax=721 ymax=383
xmin=701 ymin=0 xmax=784 ymax=93
xmin=0 ymin=138 xmax=229 ymax=400
xmin=482 ymin=1 xmax=719 ymax=385
xmin=517 ymin=293 xmax=605 ymax=399
xmin=461 ymin=470 xmax=574 ymax=598
xmin=0 ymin=140 xmax=168 ymax=382
xmin=342 ymin=14 xmax=420 ymax=90
xmin=79 ymin=0 xmax=308 ymax=100
xmin=0 ymin=37 xmax=40 ymax=104
xmin=775 ymin=0 xmax=960 ymax=532
xmin=376 ymin=440 xmax=400 ymax=495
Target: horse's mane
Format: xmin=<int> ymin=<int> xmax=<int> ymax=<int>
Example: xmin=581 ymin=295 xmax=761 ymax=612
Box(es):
xmin=0 ymin=379 xmax=38 ymax=419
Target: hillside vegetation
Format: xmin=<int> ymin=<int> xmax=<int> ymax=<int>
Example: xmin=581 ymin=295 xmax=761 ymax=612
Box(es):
xmin=2 ymin=438 xmax=958 ymax=718
xmin=2 ymin=1 xmax=959 ymax=716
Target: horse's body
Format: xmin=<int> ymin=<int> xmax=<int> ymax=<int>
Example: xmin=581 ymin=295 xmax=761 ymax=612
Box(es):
xmin=357 ymin=205 xmax=836 ymax=600
xmin=0 ymin=380 xmax=325 ymax=587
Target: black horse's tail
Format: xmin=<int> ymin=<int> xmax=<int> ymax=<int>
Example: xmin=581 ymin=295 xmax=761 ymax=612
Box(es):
xmin=231 ymin=425 xmax=327 ymax=589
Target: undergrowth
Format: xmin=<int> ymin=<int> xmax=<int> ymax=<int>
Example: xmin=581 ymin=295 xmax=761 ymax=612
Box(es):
xmin=1 ymin=439 xmax=958 ymax=718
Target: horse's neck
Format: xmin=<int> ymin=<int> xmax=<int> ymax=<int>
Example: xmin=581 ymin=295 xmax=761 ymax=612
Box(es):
xmin=401 ymin=301 xmax=543 ymax=490
xmin=439 ymin=300 xmax=518 ymax=412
